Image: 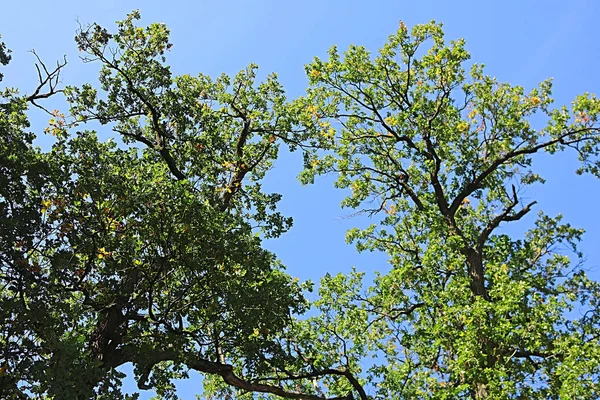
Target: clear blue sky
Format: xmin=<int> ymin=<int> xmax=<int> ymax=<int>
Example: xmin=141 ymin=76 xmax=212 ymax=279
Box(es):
xmin=3 ymin=1 xmax=600 ymax=398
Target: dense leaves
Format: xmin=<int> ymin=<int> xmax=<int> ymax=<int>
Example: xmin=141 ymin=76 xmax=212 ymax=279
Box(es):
xmin=2 ymin=13 xmax=600 ymax=400
xmin=292 ymin=21 xmax=600 ymax=399
xmin=1 ymin=12 xmax=310 ymax=400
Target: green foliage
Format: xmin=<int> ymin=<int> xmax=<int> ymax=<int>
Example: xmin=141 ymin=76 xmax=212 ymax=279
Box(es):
xmin=3 ymin=14 xmax=600 ymax=400
xmin=1 ymin=12 xmax=309 ymax=400
xmin=0 ymin=35 xmax=11 ymax=82
xmin=291 ymin=20 xmax=600 ymax=399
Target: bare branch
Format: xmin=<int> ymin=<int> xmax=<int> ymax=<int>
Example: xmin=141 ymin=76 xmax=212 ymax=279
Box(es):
xmin=25 ymin=51 xmax=67 ymax=113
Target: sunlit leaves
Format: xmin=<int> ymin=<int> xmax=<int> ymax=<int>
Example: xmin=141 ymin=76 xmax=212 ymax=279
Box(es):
xmin=294 ymin=20 xmax=600 ymax=399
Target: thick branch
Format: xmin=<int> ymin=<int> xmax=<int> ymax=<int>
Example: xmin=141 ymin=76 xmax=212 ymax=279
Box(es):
xmin=465 ymin=247 xmax=489 ymax=300
xmin=127 ymin=345 xmax=358 ymax=400
xmin=423 ymin=133 xmax=450 ymax=217
xmin=189 ymin=358 xmax=355 ymax=400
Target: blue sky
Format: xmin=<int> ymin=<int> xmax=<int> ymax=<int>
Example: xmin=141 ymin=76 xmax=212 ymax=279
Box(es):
xmin=3 ymin=1 xmax=600 ymax=398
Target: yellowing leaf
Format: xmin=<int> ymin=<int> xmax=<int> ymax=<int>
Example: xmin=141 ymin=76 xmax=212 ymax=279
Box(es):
xmin=457 ymin=121 xmax=470 ymax=132
xmin=97 ymin=248 xmax=111 ymax=259
xmin=41 ymin=199 xmax=52 ymax=214
xmin=306 ymin=105 xmax=318 ymax=114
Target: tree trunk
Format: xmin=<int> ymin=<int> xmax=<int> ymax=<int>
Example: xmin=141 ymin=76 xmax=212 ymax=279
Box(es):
xmin=465 ymin=248 xmax=489 ymax=301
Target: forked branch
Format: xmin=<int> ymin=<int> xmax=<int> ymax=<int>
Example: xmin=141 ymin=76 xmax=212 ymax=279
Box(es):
xmin=26 ymin=50 xmax=67 ymax=112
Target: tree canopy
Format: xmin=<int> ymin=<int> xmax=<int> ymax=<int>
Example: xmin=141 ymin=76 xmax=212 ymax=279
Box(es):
xmin=2 ymin=12 xmax=600 ymax=399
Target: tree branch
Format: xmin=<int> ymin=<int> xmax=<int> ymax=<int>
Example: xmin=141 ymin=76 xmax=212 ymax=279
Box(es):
xmin=189 ymin=357 xmax=355 ymax=400
xmin=80 ymin=34 xmax=185 ymax=180
xmin=25 ymin=51 xmax=67 ymax=112
xmin=449 ymin=127 xmax=600 ymax=217
xmin=476 ymin=185 xmax=537 ymax=253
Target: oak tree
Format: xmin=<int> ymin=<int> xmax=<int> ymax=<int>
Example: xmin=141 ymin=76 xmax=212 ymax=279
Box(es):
xmin=3 ymin=13 xmax=600 ymax=400
xmin=1 ymin=13 xmax=314 ymax=400
xmin=292 ymin=20 xmax=600 ymax=399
